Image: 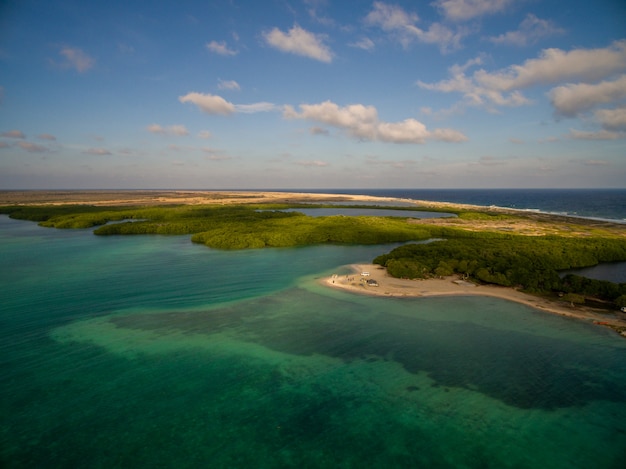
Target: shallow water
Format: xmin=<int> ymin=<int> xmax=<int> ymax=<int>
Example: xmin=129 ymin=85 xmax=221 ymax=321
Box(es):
xmin=2 ymin=216 xmax=626 ymax=468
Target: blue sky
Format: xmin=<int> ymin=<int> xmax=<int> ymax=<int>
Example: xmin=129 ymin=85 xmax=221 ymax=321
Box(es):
xmin=1 ymin=0 xmax=625 ymax=189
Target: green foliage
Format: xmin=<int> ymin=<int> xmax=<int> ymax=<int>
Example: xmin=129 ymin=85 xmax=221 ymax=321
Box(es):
xmin=374 ymin=236 xmax=626 ymax=300
xmin=561 ymin=293 xmax=586 ymax=305
xmin=1 ymin=203 xmax=434 ymax=248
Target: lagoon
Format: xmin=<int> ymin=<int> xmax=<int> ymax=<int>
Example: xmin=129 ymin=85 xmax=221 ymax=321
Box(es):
xmin=1 ymin=215 xmax=626 ymax=468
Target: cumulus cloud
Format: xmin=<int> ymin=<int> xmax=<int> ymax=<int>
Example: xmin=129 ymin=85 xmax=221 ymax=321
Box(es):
xmin=419 ymin=41 xmax=626 ymax=111
xmin=489 ymin=14 xmax=564 ymax=46
xmin=263 ymin=25 xmax=332 ymax=63
xmin=284 ymin=100 xmax=467 ymax=144
xmin=218 ymin=79 xmax=240 ymax=91
xmin=418 ymin=59 xmax=529 ymax=110
xmin=549 ymin=75 xmax=626 ymax=117
xmin=206 ymin=40 xmax=238 ymax=56
xmin=179 ymin=92 xmax=236 ymax=115
xmin=475 ymin=41 xmax=626 ymax=91
xmin=1 ymin=130 xmax=25 ymax=139
xmin=146 ymin=124 xmax=190 ymax=136
xmin=595 ymin=107 xmax=626 ymax=132
xmin=433 ymin=0 xmax=513 ymax=22
xmin=58 ymin=47 xmax=95 ymax=72
xmin=179 ymin=92 xmax=277 ymax=115
xmin=37 ymin=133 xmax=56 ymax=141
xmin=365 ymin=2 xmax=464 ymax=52
xmin=84 ymin=147 xmax=112 ymax=155
xmin=17 ymin=142 xmax=48 ymax=153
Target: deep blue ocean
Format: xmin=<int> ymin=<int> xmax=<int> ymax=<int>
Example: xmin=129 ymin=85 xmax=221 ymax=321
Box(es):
xmin=1 ymin=189 xmax=626 ymax=468
xmin=296 ymin=188 xmax=626 ymax=222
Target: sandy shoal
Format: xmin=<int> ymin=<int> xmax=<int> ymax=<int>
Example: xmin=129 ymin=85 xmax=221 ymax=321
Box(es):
xmin=322 ymin=264 xmax=626 ymax=333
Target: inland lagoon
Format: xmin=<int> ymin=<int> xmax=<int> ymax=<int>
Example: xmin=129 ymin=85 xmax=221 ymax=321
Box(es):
xmin=1 ymin=213 xmax=626 ymax=468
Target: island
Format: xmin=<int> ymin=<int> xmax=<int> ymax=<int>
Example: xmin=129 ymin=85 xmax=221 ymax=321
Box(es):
xmin=1 ymin=189 xmax=625 ymax=336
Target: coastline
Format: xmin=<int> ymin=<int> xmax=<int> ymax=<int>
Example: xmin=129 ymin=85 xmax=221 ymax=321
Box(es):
xmin=322 ymin=263 xmax=626 ymax=336
xmin=2 ymin=190 xmax=624 ymax=335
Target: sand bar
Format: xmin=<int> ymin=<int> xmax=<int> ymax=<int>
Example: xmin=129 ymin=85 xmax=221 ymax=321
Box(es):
xmin=323 ymin=264 xmax=626 ymax=336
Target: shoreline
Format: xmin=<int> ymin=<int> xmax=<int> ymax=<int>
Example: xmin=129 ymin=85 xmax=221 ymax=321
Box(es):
xmin=322 ymin=263 xmax=626 ymax=337
xmin=1 ymin=189 xmax=624 ymax=228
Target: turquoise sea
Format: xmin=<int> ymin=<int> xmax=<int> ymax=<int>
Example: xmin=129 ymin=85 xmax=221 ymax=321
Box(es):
xmin=2 ymin=214 xmax=626 ymax=468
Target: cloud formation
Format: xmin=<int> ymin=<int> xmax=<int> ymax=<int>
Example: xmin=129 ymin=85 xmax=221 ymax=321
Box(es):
xmin=17 ymin=141 xmax=48 ymax=153
xmin=179 ymin=92 xmax=277 ymax=115
xmin=179 ymin=92 xmax=236 ymax=115
xmin=419 ymin=41 xmax=626 ymax=112
xmin=595 ymin=107 xmax=626 ymax=132
xmin=549 ymin=75 xmax=626 ymax=117
xmin=284 ymin=100 xmax=467 ymax=144
xmin=568 ymin=129 xmax=623 ymax=140
xmin=433 ymin=0 xmax=512 ymax=22
xmin=365 ymin=2 xmax=464 ymax=52
xmin=2 ymin=130 xmax=26 ymax=139
xmin=58 ymin=47 xmax=95 ymax=72
xmin=489 ymin=14 xmax=564 ymax=46
xmin=84 ymin=147 xmax=111 ymax=155
xmin=37 ymin=133 xmax=56 ymax=141
xmin=206 ymin=40 xmax=238 ymax=56
xmin=234 ymin=102 xmax=277 ymax=113
xmin=146 ymin=124 xmax=190 ymax=136
xmin=264 ymin=25 xmax=332 ymax=63
xmin=218 ymin=79 xmax=241 ymax=91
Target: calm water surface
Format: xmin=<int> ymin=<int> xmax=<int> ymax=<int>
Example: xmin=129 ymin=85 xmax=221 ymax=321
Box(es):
xmin=1 ymin=215 xmax=626 ymax=468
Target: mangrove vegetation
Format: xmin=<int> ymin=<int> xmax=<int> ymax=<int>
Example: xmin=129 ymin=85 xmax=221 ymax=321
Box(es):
xmin=2 ymin=202 xmax=625 ymax=307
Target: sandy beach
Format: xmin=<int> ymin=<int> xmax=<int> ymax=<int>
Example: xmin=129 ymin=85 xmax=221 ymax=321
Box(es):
xmin=323 ymin=263 xmax=626 ymax=336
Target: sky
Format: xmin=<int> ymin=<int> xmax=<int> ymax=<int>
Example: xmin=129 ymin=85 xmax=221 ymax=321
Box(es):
xmin=0 ymin=0 xmax=625 ymax=189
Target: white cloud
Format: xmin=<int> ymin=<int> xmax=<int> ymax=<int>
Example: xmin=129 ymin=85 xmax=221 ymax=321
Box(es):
xmin=489 ymin=14 xmax=564 ymax=46
xmin=17 ymin=141 xmax=48 ymax=153
xmin=419 ymin=42 xmax=626 ymax=111
xmin=58 ymin=47 xmax=95 ymax=72
xmin=167 ymin=125 xmax=189 ymax=136
xmin=206 ymin=40 xmax=238 ymax=56
xmin=595 ymin=107 xmax=626 ymax=132
xmin=37 ymin=133 xmax=56 ymax=141
xmin=197 ymin=130 xmax=212 ymax=139
xmin=418 ymin=59 xmax=530 ymax=110
xmin=2 ymin=130 xmax=26 ymax=139
xmin=179 ymin=92 xmax=236 ymax=115
xmin=218 ymin=79 xmax=241 ymax=91
xmin=433 ymin=0 xmax=513 ymax=22
xmin=350 ymin=37 xmax=375 ymax=51
xmin=146 ymin=124 xmax=190 ymax=136
xmin=263 ymin=25 xmax=332 ymax=63
xmin=475 ymin=41 xmax=626 ymax=91
xmin=550 ymin=75 xmax=626 ymax=117
xmin=365 ymin=2 xmax=464 ymax=52
xmin=234 ymin=102 xmax=277 ymax=113
xmin=284 ymin=100 xmax=467 ymax=144
xmin=84 ymin=147 xmax=112 ymax=155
